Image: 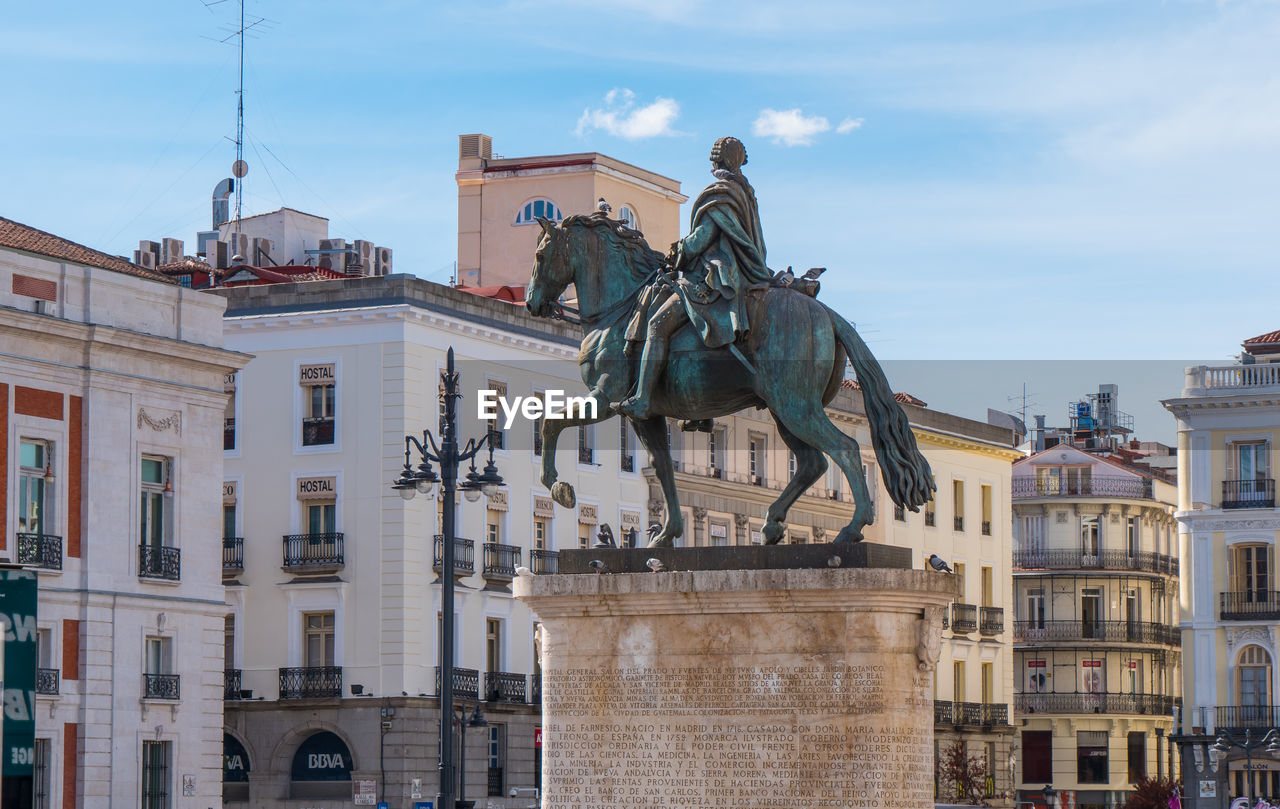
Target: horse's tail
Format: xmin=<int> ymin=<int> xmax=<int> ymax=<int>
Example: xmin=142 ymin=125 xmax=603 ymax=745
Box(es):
xmin=824 ymin=304 xmax=936 ymax=511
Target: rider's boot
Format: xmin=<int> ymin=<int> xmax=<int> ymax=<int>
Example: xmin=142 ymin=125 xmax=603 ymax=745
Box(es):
xmin=618 ymin=334 xmax=669 ymax=419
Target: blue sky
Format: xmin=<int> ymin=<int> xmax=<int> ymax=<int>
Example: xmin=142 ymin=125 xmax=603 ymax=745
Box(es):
xmin=4 ymin=0 xmax=1279 ymax=430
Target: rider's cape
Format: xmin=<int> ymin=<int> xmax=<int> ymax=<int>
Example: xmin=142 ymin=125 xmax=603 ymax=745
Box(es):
xmin=626 ymin=169 xmax=774 ymax=350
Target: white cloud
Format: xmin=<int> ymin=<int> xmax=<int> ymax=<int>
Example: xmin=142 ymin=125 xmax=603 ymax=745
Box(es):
xmin=836 ymin=117 xmax=865 ymax=134
xmin=575 ymin=89 xmax=681 ymax=139
xmin=751 ymin=108 xmax=831 ymax=146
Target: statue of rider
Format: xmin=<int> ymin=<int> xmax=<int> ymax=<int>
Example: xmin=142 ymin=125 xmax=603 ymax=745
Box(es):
xmin=618 ymin=136 xmax=774 ymax=419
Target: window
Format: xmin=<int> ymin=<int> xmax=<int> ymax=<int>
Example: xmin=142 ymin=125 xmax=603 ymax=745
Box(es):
xmin=486 ymin=509 xmax=501 ymax=545
xmin=924 ymin=498 xmax=936 ymax=527
xmin=140 ymin=456 xmax=172 ymax=548
xmin=1081 ymin=588 xmax=1102 ymax=639
xmin=1025 ymin=659 xmax=1047 ymax=692
xmin=893 ymin=503 xmax=905 ymax=522
xmin=18 ymin=440 xmax=53 ymax=535
xmin=981 ymin=662 xmax=993 ymax=704
xmin=224 ymin=615 xmax=235 ymax=670
xmin=1019 ymin=515 xmax=1045 ymax=556
xmin=533 ymin=519 xmax=547 ymax=551
xmin=307 ymin=502 xmax=336 ymax=535
xmin=145 ymin=637 xmax=172 ymax=675
xmin=620 ymin=419 xmax=634 ymax=472
xmin=578 ymin=425 xmax=594 ymax=465
xmin=980 ymin=485 xmax=992 ymax=535
xmin=487 ymin=725 xmax=506 ymax=797
xmin=486 ymin=619 xmax=501 ymax=672
xmin=788 ymin=451 xmax=796 ymax=479
xmin=749 ymin=436 xmax=766 ymax=484
xmin=1080 ymin=515 xmax=1100 ymax=557
xmin=980 ymin=566 xmax=993 ymax=607
xmin=1238 ymin=645 xmax=1272 ymax=708
xmin=36 ymin=628 xmax=52 ymax=669
xmin=578 ymin=525 xmax=590 ymax=549
xmin=668 ymin=422 xmax=682 ymax=470
xmin=301 ymin=366 xmax=336 ymax=447
xmin=1077 ymin=730 xmax=1108 ymax=784
xmin=1127 ymin=517 xmax=1139 ymax=557
xmin=953 ymin=661 xmax=966 ymax=703
xmin=532 ymin=402 xmax=544 ymax=457
xmin=142 ymin=741 xmax=171 ymax=809
xmin=224 ymin=383 xmax=236 ymax=451
xmin=618 ymin=205 xmax=639 ymax=230
xmin=1026 ymin=589 xmax=1045 ymax=630
xmin=34 ymin=738 xmax=49 ymax=809
xmin=952 ymin=480 xmax=965 ymax=531
xmin=486 ymin=381 xmax=506 ymax=450
xmin=304 ymin=612 xmax=335 ymax=668
xmin=1231 ymin=545 xmax=1269 ymax=598
xmin=514 ymin=198 xmax=563 ymax=225
xmin=953 ymin=563 xmax=966 ymax=602
xmin=708 ymin=427 xmax=725 ymax=475
xmin=1022 ymin=731 xmax=1052 ymax=782
xmin=709 ymin=521 xmax=729 ymax=547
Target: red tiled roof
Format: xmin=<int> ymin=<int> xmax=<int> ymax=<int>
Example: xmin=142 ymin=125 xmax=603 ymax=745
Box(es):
xmin=157 ymin=257 xmax=212 ymax=274
xmin=840 ymin=378 xmax=926 ymax=407
xmin=0 ymin=216 xmax=169 ymax=282
xmin=1244 ymin=329 xmax=1280 ymax=346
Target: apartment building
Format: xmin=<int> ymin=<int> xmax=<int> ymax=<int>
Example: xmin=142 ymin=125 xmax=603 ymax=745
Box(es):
xmin=1 ymin=216 xmax=244 ymax=809
xmin=1165 ymin=333 xmax=1280 ymax=806
xmin=213 ymin=274 xmax=651 ymax=807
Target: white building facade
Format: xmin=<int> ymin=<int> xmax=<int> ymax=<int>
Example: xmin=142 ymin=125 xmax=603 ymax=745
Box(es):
xmin=1 ymin=217 xmax=244 ymax=809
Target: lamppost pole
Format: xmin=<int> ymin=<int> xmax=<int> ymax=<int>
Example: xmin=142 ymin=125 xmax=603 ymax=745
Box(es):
xmin=1213 ymin=727 xmax=1280 ymax=806
xmin=392 ymin=347 xmax=503 ymax=809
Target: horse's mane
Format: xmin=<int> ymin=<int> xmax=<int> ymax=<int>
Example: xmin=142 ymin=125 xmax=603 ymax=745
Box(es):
xmin=561 ymin=212 xmax=666 ymax=274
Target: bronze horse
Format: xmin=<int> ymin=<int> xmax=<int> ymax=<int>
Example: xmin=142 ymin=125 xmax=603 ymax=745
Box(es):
xmin=525 ymin=213 xmax=934 ymax=547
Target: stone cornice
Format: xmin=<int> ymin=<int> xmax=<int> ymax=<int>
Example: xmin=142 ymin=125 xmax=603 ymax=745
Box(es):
xmin=1181 ymin=515 xmax=1280 ymax=532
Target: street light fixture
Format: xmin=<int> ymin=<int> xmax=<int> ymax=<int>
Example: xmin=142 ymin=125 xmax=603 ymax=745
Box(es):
xmin=390 ymin=347 xmax=504 ymax=809
xmin=1212 ymin=727 xmax=1280 ymax=806
xmin=456 ymin=704 xmax=488 ymax=809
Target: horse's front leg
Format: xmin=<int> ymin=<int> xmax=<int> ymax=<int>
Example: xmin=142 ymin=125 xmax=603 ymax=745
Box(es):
xmin=539 ymin=375 xmax=616 ymax=509
xmin=630 ymin=416 xmax=683 ymax=547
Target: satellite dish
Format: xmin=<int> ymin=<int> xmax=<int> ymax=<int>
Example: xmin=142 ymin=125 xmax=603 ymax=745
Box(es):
xmin=232 ymin=160 xmax=249 ymax=179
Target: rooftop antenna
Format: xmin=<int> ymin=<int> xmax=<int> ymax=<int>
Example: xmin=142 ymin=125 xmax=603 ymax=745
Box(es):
xmin=1007 ymin=382 xmax=1038 ymax=425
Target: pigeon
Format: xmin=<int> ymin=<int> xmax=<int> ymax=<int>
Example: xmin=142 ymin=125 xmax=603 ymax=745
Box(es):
xmin=515 ymin=565 xmax=534 ymax=578
xmin=773 ymin=266 xmax=795 ymax=287
xmin=827 ymin=555 xmax=842 ymax=568
xmin=593 ymin=524 xmax=617 ymax=549
xmin=646 ymin=557 xmax=666 ymax=572
xmin=588 ymin=559 xmax=610 ymax=574
xmin=596 ymin=197 xmax=612 ymax=214
xmin=927 ymin=554 xmax=953 ymax=574
xmin=802 ymin=267 xmax=827 ymax=280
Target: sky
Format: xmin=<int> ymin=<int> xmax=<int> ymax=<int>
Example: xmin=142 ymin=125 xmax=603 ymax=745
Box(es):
xmin=4 ymin=0 xmax=1279 ymax=438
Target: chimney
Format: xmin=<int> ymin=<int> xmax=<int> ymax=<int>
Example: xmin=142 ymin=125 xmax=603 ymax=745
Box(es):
xmin=212 ymin=178 xmax=234 ymax=228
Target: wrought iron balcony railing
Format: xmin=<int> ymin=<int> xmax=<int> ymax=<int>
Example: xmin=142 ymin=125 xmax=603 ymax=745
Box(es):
xmin=483 ymin=543 xmax=521 ymax=580
xmin=1015 ymin=692 xmax=1174 ymax=716
xmin=143 ymin=673 xmax=181 ymax=700
xmin=435 ymin=666 xmax=479 ymax=700
xmin=279 ymin=666 xmax=342 ymax=699
xmin=979 ymin=606 xmax=1004 ymax=636
xmin=1216 ymin=705 xmax=1280 ymax=730
xmin=433 ymin=536 xmax=475 ymax=576
xmin=485 ymin=671 xmax=528 ymax=703
xmin=1222 ymin=478 xmax=1276 ymax=509
xmin=282 ymin=533 xmax=344 ymax=568
xmin=1013 ymin=620 xmax=1179 ymax=645
xmin=1013 ymin=476 xmax=1154 ymax=500
xmin=224 ymin=669 xmax=243 ymax=700
xmin=16 ymin=533 xmax=62 ymax=570
xmin=950 ymin=603 xmax=977 ymax=633
xmin=222 ymin=536 xmax=244 ymax=572
xmin=36 ymin=668 xmax=59 ymax=696
xmin=139 ymin=545 xmax=181 ymax=581
xmin=530 ymin=548 xmax=559 ymax=574
xmin=1220 ymin=590 xmax=1280 ymax=621
xmin=302 ymin=416 xmax=335 ymax=446
xmin=933 ymin=700 xmax=1009 ymax=727
xmin=1012 ymin=548 xmax=1178 ymax=576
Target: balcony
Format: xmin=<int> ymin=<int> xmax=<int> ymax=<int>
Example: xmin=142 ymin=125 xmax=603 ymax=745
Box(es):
xmin=222 ymin=537 xmax=244 ymax=573
xmin=621 ymin=454 xmax=634 ymax=473
xmin=302 ymin=416 xmax=335 ymax=446
xmin=1013 ymin=620 xmax=1179 ymax=645
xmin=139 ymin=545 xmax=181 ymax=581
xmin=483 ymin=543 xmax=521 ymax=581
xmin=1221 ymin=591 xmax=1280 ymax=621
xmin=433 ymin=536 xmax=475 ymax=577
xmin=950 ymin=603 xmax=977 ymax=633
xmin=1222 ymin=479 xmax=1276 ymax=510
xmin=224 ymin=418 xmax=236 ymax=451
xmin=979 ymin=606 xmax=1004 ymax=636
xmin=143 ymin=673 xmax=181 ymax=700
xmin=1184 ymin=363 xmax=1280 ymax=395
xmin=224 ymin=669 xmax=243 ymax=700
xmin=1012 ymin=548 xmax=1178 ymax=576
xmin=1012 ymin=475 xmax=1154 ymax=500
xmin=1216 ymin=705 xmax=1280 ymax=731
xmin=282 ymin=533 xmax=344 ymax=569
xmin=485 ymin=671 xmax=527 ymax=703
xmin=934 ymin=701 xmax=1009 ymax=727
xmin=1015 ymin=692 xmax=1174 ymax=715
xmin=435 ymin=666 xmax=480 ymax=700
xmin=578 ymin=446 xmax=594 ymax=465
xmin=36 ymin=668 xmax=59 ymax=696
xmin=530 ymin=548 xmax=559 ymax=574
xmin=16 ymin=533 xmax=62 ymax=570
xmin=279 ymin=666 xmax=342 ymax=699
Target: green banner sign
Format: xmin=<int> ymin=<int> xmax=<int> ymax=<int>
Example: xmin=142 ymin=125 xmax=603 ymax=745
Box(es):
xmin=1 ymin=568 xmax=38 ymax=778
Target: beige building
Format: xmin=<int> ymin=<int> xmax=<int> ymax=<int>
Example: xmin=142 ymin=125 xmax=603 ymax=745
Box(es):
xmin=1011 ymin=445 xmax=1180 ymax=806
xmin=1164 ymin=333 xmax=1280 ymax=806
xmin=644 ymin=382 xmax=1022 ymax=806
xmin=1 ymin=216 xmax=244 ymax=809
xmin=454 ymin=133 xmax=686 ymax=288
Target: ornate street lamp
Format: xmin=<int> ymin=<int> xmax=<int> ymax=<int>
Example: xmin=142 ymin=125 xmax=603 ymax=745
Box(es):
xmin=1212 ymin=727 xmax=1280 ymax=806
xmin=391 ymin=347 xmax=503 ymax=809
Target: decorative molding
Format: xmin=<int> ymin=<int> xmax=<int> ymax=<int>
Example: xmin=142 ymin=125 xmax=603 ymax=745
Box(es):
xmin=1225 ymin=625 xmax=1273 ymax=654
xmin=812 ymin=527 xmax=827 ymax=542
xmin=733 ymin=513 xmax=749 ymax=529
xmin=137 ymin=407 xmax=181 ymax=436
xmin=1199 ymin=518 xmax=1280 ymax=532
xmin=691 ymin=506 xmax=707 ymax=522
xmin=648 ymin=499 xmax=665 ymax=520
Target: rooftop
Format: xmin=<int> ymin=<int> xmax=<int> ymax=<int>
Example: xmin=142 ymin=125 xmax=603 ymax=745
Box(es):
xmin=1 ymin=216 xmax=168 ymax=282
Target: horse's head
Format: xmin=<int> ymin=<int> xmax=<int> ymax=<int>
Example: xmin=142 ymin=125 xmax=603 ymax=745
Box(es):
xmin=525 ymin=217 xmax=572 ymax=318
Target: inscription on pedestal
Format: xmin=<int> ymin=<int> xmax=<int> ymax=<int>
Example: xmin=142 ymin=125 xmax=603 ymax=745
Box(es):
xmin=542 ymin=663 xmax=932 ymax=807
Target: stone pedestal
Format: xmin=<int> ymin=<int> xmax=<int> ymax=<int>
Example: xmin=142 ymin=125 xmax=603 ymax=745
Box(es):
xmin=514 ymin=561 xmax=958 ymax=809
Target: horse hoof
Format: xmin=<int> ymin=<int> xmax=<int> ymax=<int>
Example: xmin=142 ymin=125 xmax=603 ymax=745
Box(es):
xmin=761 ymin=523 xmax=786 ymax=545
xmin=550 ymin=481 xmax=576 ymax=509
xmin=833 ymin=526 xmax=865 ymax=544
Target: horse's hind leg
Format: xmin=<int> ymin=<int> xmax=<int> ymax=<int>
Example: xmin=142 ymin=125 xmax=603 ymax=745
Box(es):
xmin=539 ymin=376 xmax=616 ymax=508
xmin=630 ymin=416 xmax=683 ymax=547
xmin=760 ymin=419 xmax=828 ymax=545
xmin=771 ymin=401 xmax=873 ymax=543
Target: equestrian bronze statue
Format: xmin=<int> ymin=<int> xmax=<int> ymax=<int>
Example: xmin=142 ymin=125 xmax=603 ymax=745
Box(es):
xmin=525 ymin=137 xmax=934 ymax=548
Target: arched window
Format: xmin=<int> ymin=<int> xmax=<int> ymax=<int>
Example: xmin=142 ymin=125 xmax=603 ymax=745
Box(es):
xmin=514 ymin=199 xmax=563 ymax=225
xmin=618 ymin=205 xmax=639 ymax=230
xmin=291 ymin=731 xmax=353 ymax=799
xmin=223 ymin=733 xmax=251 ymax=803
xmin=1238 ymin=645 xmax=1272 ymax=720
